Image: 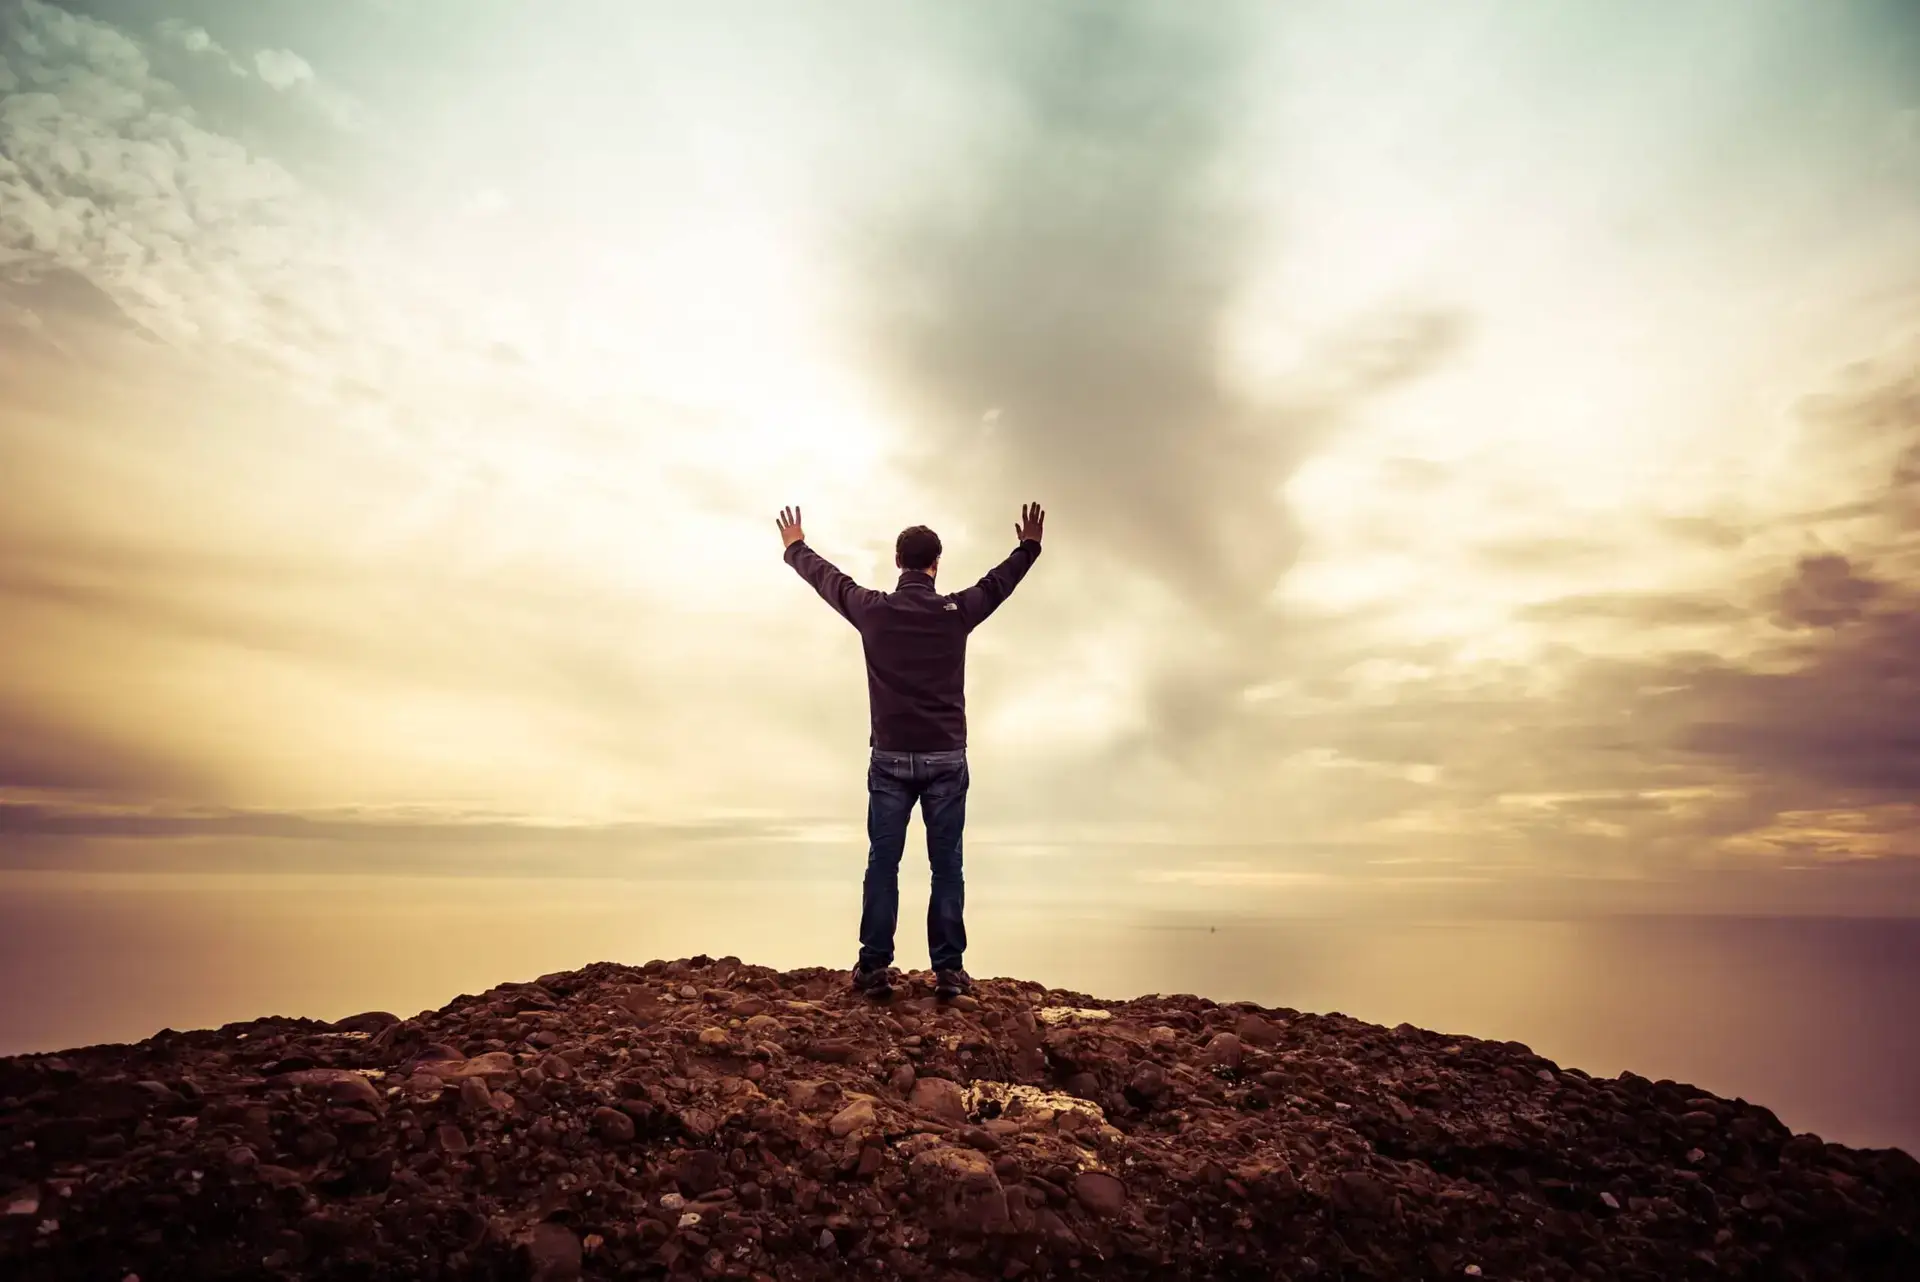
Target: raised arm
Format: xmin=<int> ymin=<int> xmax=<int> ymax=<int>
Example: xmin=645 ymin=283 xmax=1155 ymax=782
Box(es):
xmin=953 ymin=501 xmax=1045 ymax=630
xmin=777 ymin=505 xmax=882 ymax=627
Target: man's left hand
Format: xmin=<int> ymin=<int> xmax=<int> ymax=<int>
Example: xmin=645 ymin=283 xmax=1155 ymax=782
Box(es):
xmin=776 ymin=505 xmax=805 ymax=549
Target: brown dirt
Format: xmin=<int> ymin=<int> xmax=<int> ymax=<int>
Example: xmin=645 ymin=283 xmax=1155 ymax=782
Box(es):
xmin=2 ymin=955 xmax=1916 ymax=1280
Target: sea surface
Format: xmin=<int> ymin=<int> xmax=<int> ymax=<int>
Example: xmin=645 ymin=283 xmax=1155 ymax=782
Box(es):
xmin=2 ymin=870 xmax=1915 ymax=1157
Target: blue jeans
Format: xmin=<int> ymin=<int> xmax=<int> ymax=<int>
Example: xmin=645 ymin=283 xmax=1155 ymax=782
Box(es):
xmin=859 ymin=747 xmax=968 ymax=973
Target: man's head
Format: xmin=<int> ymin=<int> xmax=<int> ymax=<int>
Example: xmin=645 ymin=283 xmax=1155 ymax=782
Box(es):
xmin=895 ymin=525 xmax=942 ymax=576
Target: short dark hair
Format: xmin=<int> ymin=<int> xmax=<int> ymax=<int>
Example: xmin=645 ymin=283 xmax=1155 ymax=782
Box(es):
xmin=895 ymin=525 xmax=942 ymax=572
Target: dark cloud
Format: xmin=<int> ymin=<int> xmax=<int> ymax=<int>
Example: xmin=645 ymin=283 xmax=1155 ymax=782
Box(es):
xmin=0 ymin=801 xmax=787 ymax=846
xmin=867 ymin=0 xmax=1286 ymax=613
xmin=0 ymin=800 xmax=853 ymax=883
xmin=859 ymin=0 xmax=1464 ymax=770
xmin=1768 ymin=553 xmax=1884 ymax=629
xmin=1663 ymin=604 xmax=1920 ymax=796
xmin=0 ymin=695 xmax=206 ymax=798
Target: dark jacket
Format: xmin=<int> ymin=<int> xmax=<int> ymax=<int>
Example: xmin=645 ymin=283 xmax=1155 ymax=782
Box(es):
xmin=784 ymin=538 xmax=1042 ymax=751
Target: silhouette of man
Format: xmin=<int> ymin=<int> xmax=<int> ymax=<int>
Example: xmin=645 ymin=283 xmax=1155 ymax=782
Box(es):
xmin=777 ymin=503 xmax=1046 ymax=1000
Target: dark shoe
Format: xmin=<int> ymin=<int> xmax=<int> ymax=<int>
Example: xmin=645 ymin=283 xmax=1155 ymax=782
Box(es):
xmin=934 ymin=968 xmax=972 ymax=1000
xmin=851 ymin=963 xmax=893 ymax=999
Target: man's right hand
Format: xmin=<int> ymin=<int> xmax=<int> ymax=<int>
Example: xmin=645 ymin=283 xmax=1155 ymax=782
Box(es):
xmin=1015 ymin=501 xmax=1045 ymax=545
xmin=777 ymin=505 xmax=805 ymax=550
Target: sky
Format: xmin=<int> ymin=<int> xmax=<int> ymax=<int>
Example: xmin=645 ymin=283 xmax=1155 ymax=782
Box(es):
xmin=4 ymin=0 xmax=1920 ymax=918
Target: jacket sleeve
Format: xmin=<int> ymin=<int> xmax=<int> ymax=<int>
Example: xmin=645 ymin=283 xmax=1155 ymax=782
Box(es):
xmin=953 ymin=539 xmax=1042 ymax=631
xmin=783 ymin=540 xmax=883 ymax=627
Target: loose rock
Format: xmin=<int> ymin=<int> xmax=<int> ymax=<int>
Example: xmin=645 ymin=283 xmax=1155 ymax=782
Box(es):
xmin=1 ymin=956 xmax=1912 ymax=1282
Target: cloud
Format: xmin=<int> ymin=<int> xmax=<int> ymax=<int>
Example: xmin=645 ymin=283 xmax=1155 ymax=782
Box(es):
xmin=0 ymin=800 xmax=787 ymax=847
xmin=858 ymin=0 xmax=1465 ymax=773
xmin=0 ymin=694 xmax=208 ymax=799
xmin=0 ymin=2 xmax=339 ymax=351
xmin=253 ymin=48 xmax=314 ymax=91
xmin=1663 ymin=603 xmax=1920 ymax=798
xmin=1768 ymin=553 xmax=1885 ymax=629
xmin=154 ymin=19 xmax=225 ymax=60
xmin=1519 ymin=591 xmax=1747 ymax=627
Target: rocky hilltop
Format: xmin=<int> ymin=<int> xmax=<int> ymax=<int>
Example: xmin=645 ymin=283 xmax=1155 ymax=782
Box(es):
xmin=2 ymin=956 xmax=1916 ymax=1280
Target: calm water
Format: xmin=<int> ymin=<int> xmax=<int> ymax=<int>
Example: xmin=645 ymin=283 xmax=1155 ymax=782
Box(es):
xmin=1 ymin=871 xmax=1915 ymax=1157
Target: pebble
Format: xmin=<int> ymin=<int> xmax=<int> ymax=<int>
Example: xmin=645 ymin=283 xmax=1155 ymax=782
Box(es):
xmin=909 ymin=1076 xmax=969 ymax=1122
xmin=525 ymin=1222 xmax=581 ymax=1282
xmin=1072 ymin=1171 xmax=1127 ymax=1217
xmin=1203 ymin=1032 xmax=1244 ymax=1070
xmin=828 ymin=1099 xmax=877 ymax=1137
xmin=592 ymin=1106 xmax=635 ymax=1142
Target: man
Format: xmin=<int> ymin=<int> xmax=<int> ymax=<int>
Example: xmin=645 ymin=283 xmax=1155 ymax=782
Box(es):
xmin=777 ymin=502 xmax=1046 ymax=1000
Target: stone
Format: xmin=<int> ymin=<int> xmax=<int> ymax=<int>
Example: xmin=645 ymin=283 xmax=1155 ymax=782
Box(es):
xmin=698 ymin=1027 xmax=730 ymax=1047
xmin=1336 ymin=1170 xmax=1389 ymax=1214
xmin=910 ymin=1077 xmax=969 ymax=1123
xmin=256 ymin=1165 xmax=304 ymax=1190
xmin=1127 ymin=1063 xmax=1167 ymax=1101
xmin=1202 ymin=1033 xmax=1243 ymax=1071
xmin=1073 ymin=1171 xmax=1127 ymax=1217
xmin=525 ymin=1222 xmax=582 ymax=1282
xmin=593 ymin=1106 xmax=635 ymax=1142
xmin=676 ymin=1149 xmax=726 ymax=1196
xmin=329 ymin=1075 xmax=384 ymax=1110
xmin=459 ymin=1077 xmax=495 ymax=1113
xmin=1234 ymin=1015 xmax=1282 ymax=1047
xmin=787 ymin=1080 xmax=843 ymax=1112
xmin=331 ymin=1011 xmax=401 ymax=1035
xmin=435 ymin=1123 xmax=469 ymax=1154
xmin=829 ymin=1099 xmax=877 ymax=1138
xmin=909 ymin=1144 xmax=1009 ymax=1236
xmin=956 ymin=1125 xmax=1000 ymax=1152
xmin=889 ymin=1064 xmax=917 ymax=1096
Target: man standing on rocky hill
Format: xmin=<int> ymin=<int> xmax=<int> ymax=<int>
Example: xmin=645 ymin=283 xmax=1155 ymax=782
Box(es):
xmin=777 ymin=502 xmax=1046 ymax=1002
